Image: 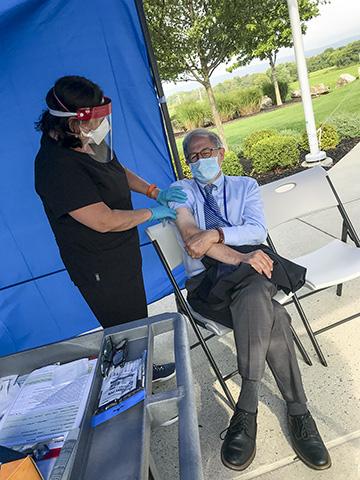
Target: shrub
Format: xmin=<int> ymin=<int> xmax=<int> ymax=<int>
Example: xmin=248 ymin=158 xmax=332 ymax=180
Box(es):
xmin=251 ymin=135 xmax=300 ymax=174
xmin=175 ymin=101 xmax=212 ymax=131
xmin=230 ymin=143 xmax=244 ymax=157
xmin=243 ymin=129 xmax=278 ymax=159
xmin=222 ymin=151 xmax=244 ymax=176
xmin=261 ymin=80 xmax=289 ymax=104
xmin=278 ymin=129 xmax=302 ymax=146
xmin=170 ymin=114 xmax=185 ymax=134
xmin=216 ymin=93 xmax=239 ymax=122
xmin=172 ymin=87 xmax=263 ymax=131
xmin=300 ymin=123 xmax=340 ymax=151
xmin=177 ymin=152 xmax=192 ymax=179
xmin=327 ymin=113 xmax=360 ymax=139
xmin=235 ymin=87 xmax=263 ymax=116
xmin=215 ymin=87 xmax=262 ymax=121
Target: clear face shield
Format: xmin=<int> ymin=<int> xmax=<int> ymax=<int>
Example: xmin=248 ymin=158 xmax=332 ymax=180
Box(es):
xmin=49 ymin=96 xmax=113 ymax=163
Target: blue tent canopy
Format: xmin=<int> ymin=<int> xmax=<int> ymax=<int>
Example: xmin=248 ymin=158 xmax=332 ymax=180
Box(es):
xmin=0 ymin=0 xmax=185 ymax=355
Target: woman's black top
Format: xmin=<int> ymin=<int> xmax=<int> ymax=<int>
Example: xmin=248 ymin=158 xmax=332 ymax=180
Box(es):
xmin=35 ymin=135 xmax=142 ymax=287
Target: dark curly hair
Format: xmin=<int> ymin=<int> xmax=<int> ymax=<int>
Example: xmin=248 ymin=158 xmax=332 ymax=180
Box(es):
xmin=35 ymin=75 xmax=103 ymax=148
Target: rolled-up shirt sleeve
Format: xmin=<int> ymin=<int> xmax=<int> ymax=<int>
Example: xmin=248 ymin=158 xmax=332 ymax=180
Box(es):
xmin=222 ymin=179 xmax=267 ymax=246
xmin=168 ymin=180 xmax=195 ymax=212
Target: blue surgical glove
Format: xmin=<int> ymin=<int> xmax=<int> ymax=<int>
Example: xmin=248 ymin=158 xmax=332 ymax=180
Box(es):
xmin=149 ymin=205 xmax=177 ymax=222
xmin=156 ymin=187 xmax=187 ymax=206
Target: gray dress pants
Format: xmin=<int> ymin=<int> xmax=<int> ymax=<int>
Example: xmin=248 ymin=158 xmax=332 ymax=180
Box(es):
xmin=187 ymin=273 xmax=307 ymax=405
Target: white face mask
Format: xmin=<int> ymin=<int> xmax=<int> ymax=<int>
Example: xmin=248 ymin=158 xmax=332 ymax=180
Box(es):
xmin=81 ymin=117 xmax=110 ymax=145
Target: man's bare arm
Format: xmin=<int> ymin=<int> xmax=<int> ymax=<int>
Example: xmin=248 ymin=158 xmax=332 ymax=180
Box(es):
xmin=175 ymin=207 xmax=273 ymax=277
xmin=175 ymin=208 xmax=247 ymax=266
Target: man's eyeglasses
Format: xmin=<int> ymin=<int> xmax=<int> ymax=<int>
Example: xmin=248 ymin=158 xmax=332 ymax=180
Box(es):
xmin=187 ymin=147 xmax=220 ymax=164
xmin=100 ymin=336 xmax=128 ymax=377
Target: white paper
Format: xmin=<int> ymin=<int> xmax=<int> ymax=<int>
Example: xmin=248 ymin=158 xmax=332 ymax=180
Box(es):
xmin=52 ymin=358 xmax=89 ymax=386
xmin=98 ymin=357 xmax=143 ymax=408
xmin=0 ymin=358 xmax=97 ymax=447
xmin=0 ymin=375 xmax=20 ymax=421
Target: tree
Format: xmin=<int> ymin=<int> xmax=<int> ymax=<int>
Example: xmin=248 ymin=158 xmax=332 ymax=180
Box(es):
xmin=329 ymin=40 xmax=360 ymax=67
xmin=229 ymin=0 xmax=324 ymax=106
xmin=266 ymin=62 xmax=298 ymax=84
xmin=143 ymin=0 xmax=250 ymax=150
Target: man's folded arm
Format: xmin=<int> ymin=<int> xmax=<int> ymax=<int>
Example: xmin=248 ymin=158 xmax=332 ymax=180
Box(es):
xmin=175 ymin=207 xmax=243 ymax=266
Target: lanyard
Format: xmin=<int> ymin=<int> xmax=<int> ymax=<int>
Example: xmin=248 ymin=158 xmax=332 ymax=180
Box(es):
xmin=195 ymin=177 xmax=232 ymax=227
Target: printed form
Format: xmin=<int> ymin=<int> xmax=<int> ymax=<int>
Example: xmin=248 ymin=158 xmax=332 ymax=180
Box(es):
xmin=0 ymin=358 xmax=97 ymax=447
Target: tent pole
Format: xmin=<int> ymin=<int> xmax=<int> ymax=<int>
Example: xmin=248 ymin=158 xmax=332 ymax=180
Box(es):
xmin=135 ymin=0 xmax=184 ymax=179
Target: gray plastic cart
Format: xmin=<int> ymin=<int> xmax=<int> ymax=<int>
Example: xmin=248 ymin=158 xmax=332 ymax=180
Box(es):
xmin=0 ymin=312 xmax=203 ymax=480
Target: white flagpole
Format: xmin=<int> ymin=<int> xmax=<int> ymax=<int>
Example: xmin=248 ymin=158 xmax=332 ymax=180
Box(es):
xmin=287 ymin=0 xmax=331 ymax=166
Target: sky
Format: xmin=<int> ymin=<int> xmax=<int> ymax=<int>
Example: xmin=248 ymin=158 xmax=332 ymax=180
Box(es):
xmin=162 ymin=0 xmax=360 ymax=96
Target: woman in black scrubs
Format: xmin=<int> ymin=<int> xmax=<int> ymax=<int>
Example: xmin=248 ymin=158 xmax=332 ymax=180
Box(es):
xmin=35 ymin=76 xmax=185 ymax=380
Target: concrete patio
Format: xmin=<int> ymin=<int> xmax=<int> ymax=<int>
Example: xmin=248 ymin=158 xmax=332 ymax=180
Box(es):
xmin=149 ymin=142 xmax=360 ymax=480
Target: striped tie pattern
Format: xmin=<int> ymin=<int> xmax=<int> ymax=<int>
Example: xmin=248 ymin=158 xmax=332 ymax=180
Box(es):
xmin=203 ymin=183 xmax=227 ymax=229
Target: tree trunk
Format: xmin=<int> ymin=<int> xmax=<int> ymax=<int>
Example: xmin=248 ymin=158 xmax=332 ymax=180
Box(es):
xmin=269 ymin=57 xmax=283 ymax=107
xmin=203 ymin=78 xmax=229 ymax=151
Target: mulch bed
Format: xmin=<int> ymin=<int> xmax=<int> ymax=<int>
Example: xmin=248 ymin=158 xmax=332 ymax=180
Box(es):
xmin=241 ymin=137 xmax=360 ymax=185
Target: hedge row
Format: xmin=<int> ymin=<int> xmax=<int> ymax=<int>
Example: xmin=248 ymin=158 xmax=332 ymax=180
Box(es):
xmin=242 ymin=123 xmax=342 ymax=173
xmin=173 ymin=114 xmax=359 ymax=177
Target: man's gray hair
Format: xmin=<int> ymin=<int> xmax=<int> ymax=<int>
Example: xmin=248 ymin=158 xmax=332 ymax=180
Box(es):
xmin=182 ymin=128 xmax=223 ymax=160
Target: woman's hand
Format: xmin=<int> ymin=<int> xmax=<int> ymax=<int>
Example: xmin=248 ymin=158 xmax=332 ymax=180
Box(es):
xmin=156 ymin=187 xmax=187 ymax=206
xmin=185 ymin=230 xmax=219 ymax=259
xmin=148 ymin=205 xmax=177 ymax=222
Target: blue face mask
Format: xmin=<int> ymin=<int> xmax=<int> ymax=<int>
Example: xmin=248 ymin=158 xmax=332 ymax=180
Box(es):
xmin=190 ymin=156 xmax=221 ymax=183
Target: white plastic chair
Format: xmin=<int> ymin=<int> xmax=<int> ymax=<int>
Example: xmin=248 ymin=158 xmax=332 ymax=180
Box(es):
xmin=261 ymin=166 xmax=360 ymax=366
xmin=146 ymin=222 xmax=312 ymax=408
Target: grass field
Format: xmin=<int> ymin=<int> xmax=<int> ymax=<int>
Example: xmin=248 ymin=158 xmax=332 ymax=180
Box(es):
xmin=176 ymin=75 xmax=360 ymax=151
xmin=289 ymin=65 xmax=359 ymax=91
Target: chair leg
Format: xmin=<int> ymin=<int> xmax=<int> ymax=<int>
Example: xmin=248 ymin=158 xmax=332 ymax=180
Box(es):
xmin=152 ymin=240 xmax=237 ymax=407
xmin=185 ymin=311 xmax=236 ymax=409
xmin=289 ymin=325 xmax=312 ymax=366
xmin=175 ymin=290 xmax=236 ymax=408
xmin=292 ymin=295 xmax=328 ymax=367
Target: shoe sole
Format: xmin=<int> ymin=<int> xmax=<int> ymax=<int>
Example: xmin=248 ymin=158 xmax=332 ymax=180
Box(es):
xmin=221 ymin=446 xmax=256 ymax=471
xmin=152 ymin=370 xmax=176 ymax=384
xmin=290 ymin=437 xmax=332 ymax=470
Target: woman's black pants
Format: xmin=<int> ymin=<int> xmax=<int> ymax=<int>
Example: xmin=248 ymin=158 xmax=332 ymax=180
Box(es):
xmin=78 ymin=271 xmax=148 ymax=329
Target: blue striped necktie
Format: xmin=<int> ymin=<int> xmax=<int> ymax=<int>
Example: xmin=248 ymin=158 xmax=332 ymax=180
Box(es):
xmin=203 ymin=183 xmax=227 ymax=229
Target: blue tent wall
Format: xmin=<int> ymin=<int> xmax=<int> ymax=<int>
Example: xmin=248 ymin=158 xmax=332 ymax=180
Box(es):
xmin=0 ymin=0 xmax=185 ymax=356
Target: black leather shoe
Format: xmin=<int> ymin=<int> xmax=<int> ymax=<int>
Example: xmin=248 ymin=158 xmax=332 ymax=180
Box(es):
xmin=220 ymin=408 xmax=257 ymax=471
xmin=288 ymin=412 xmax=331 ymax=470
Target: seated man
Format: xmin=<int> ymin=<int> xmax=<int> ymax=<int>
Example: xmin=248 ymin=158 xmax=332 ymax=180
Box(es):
xmin=169 ymin=128 xmax=331 ymax=472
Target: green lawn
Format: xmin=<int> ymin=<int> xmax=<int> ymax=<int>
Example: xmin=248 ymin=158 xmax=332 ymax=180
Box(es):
xmin=289 ymin=65 xmax=359 ymax=91
xmin=176 ymin=79 xmax=360 ymax=151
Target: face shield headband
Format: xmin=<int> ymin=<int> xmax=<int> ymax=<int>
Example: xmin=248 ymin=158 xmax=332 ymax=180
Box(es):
xmin=49 ymin=90 xmax=113 ymax=163
xmin=48 ymin=90 xmax=112 ymax=120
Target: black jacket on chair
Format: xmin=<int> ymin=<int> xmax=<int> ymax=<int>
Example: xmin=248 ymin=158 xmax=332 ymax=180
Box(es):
xmin=193 ymin=244 xmax=306 ymax=310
